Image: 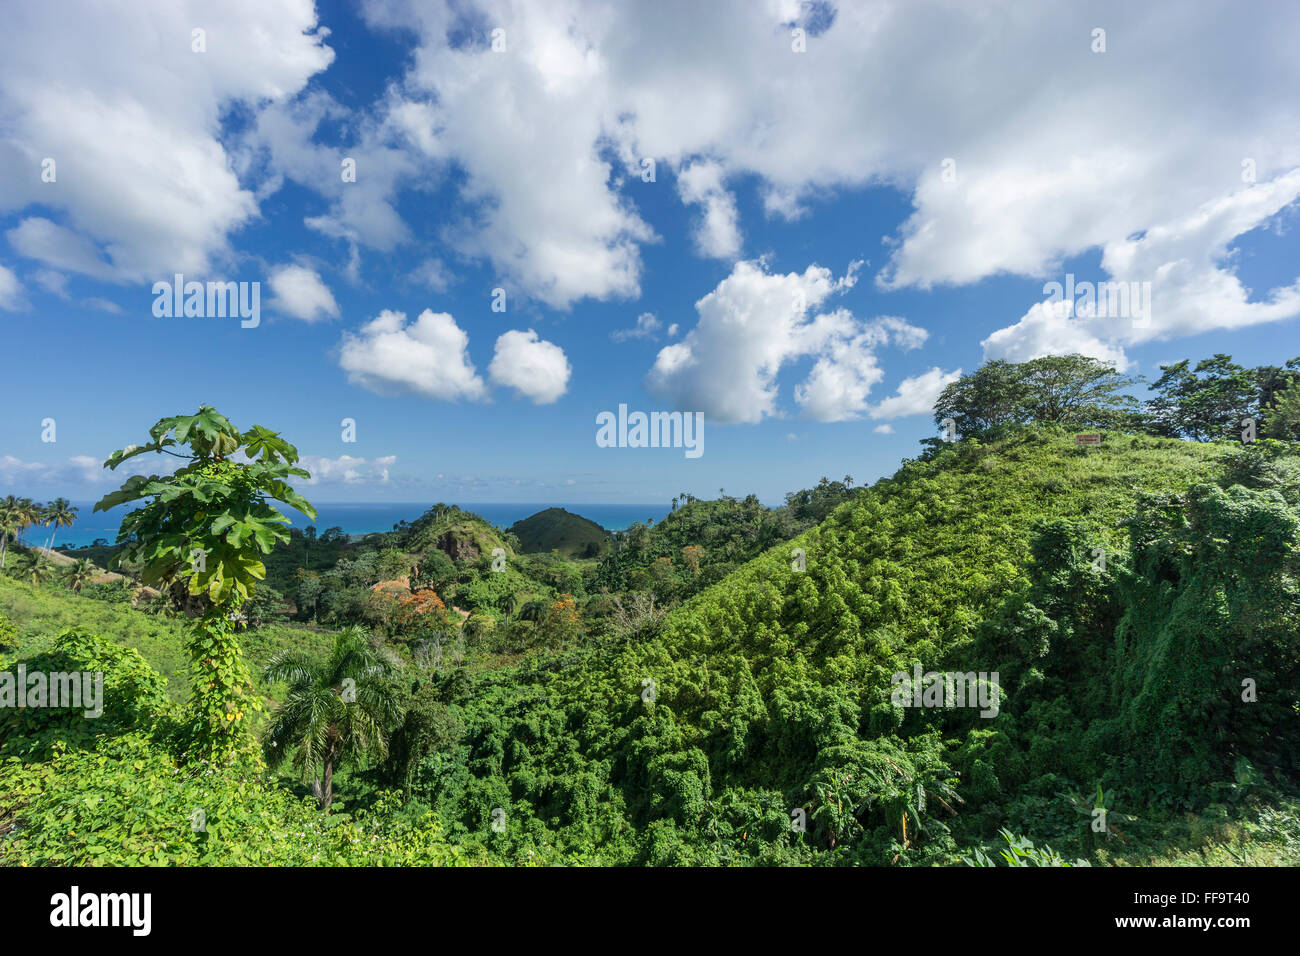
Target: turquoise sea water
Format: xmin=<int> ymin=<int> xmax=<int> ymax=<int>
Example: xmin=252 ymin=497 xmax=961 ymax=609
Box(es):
xmin=48 ymin=501 xmax=674 ymax=548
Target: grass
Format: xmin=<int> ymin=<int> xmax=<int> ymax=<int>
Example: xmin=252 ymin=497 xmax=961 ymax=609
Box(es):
xmin=0 ymin=575 xmax=333 ymax=702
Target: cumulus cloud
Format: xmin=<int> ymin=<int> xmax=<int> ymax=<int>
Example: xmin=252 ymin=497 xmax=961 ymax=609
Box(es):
xmin=983 ymin=171 xmax=1300 ymax=366
xmin=6 ymin=0 xmax=1296 ymax=362
xmin=610 ymin=312 xmax=662 ymax=342
xmin=0 ymin=1 xmax=334 ymax=280
xmin=338 ymin=309 xmax=488 ymax=401
xmin=489 ymin=329 xmax=572 ymax=404
xmin=353 ymin=0 xmax=1300 ymax=343
xmin=299 ymin=454 xmax=396 ymax=484
xmin=268 ymin=263 xmax=339 ymax=322
xmin=869 ymin=366 xmax=962 ymax=420
xmin=648 ymin=258 xmax=929 ymax=423
xmin=239 ymin=88 xmax=424 ymax=266
xmin=872 ymin=424 xmax=894 ymax=435
xmin=676 ymin=160 xmax=741 ymax=259
xmin=367 ymin=1 xmax=653 ymax=308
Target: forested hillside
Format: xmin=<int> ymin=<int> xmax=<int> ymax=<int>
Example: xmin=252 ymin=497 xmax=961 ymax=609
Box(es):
xmin=4 ymin=416 xmax=1295 ymax=866
xmin=394 ymin=428 xmax=1298 ymax=863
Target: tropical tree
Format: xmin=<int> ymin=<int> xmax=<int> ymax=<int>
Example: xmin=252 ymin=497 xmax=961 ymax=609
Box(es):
xmin=1146 ymin=354 xmax=1257 ymax=441
xmin=262 ymin=627 xmax=401 ymax=809
xmin=63 ymin=558 xmax=96 ymax=594
xmin=935 ymin=355 xmax=1138 ymax=437
xmin=1264 ymin=379 xmax=1300 ymax=440
xmin=0 ymin=499 xmax=18 ymax=569
xmin=16 ymin=498 xmax=42 ymax=546
xmin=95 ymin=405 xmax=316 ymax=762
xmin=42 ymin=497 xmax=77 ymax=551
xmin=28 ymin=557 xmax=55 ymax=587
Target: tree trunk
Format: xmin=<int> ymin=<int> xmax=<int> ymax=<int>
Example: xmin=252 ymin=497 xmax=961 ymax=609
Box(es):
xmin=318 ymin=729 xmax=339 ymax=810
xmin=321 ymin=756 xmax=334 ymax=809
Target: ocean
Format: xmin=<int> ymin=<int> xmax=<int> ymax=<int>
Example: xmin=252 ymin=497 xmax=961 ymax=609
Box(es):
xmin=46 ymin=501 xmax=674 ymax=548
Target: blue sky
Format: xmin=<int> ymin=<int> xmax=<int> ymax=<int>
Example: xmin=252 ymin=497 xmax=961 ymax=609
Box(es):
xmin=2 ymin=0 xmax=1299 ymax=506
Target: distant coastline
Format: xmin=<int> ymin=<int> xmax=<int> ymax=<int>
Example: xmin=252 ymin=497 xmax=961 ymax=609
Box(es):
xmin=46 ymin=501 xmax=676 ymax=548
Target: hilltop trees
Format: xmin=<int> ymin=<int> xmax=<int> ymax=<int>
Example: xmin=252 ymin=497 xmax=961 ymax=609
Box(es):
xmin=1146 ymin=354 xmax=1300 ymax=441
xmin=934 ymin=355 xmax=1138 ymax=437
xmin=1265 ymin=379 xmax=1300 ymax=440
xmin=935 ymin=352 xmax=1300 ymax=444
xmin=1146 ymin=355 xmax=1257 ymax=441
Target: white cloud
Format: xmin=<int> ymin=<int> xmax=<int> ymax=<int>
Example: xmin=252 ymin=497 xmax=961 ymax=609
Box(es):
xmin=339 ymin=309 xmax=488 ymax=401
xmin=0 ymin=454 xmax=107 ymax=485
xmin=6 ymin=219 xmax=117 ymax=281
xmin=794 ymin=328 xmax=888 ymax=422
xmin=299 ymin=454 xmax=396 ymax=484
xmin=649 ymin=258 xmax=928 ymax=423
xmin=0 ymin=263 xmax=24 ymax=310
xmin=6 ymin=0 xmax=1295 ymax=363
xmin=676 ymin=160 xmax=741 ymax=259
xmin=489 ymin=329 xmax=572 ymax=404
xmin=0 ymin=1 xmax=334 ymax=280
xmin=369 ymin=2 xmax=653 ymax=308
xmin=240 ymin=89 xmax=424 ymax=264
xmin=984 ymin=172 xmax=1300 ymax=366
xmin=872 ymin=424 xmax=894 ymax=435
xmin=610 ymin=311 xmax=661 ymax=342
xmin=869 ymin=367 xmax=962 ymax=420
xmin=355 ymin=0 xmax=1300 ymax=344
xmin=268 ymin=263 xmax=339 ymax=322
xmin=411 ymin=257 xmax=454 ymax=292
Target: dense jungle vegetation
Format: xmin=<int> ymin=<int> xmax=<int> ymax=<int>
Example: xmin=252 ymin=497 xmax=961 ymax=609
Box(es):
xmin=1 ymin=353 xmax=1298 ymax=866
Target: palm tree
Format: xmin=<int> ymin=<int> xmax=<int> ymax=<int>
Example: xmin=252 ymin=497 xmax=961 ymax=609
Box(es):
xmin=0 ymin=500 xmax=18 ymax=569
xmin=498 ymin=590 xmax=519 ymax=620
xmin=16 ymin=498 xmax=41 ymax=546
xmin=29 ymin=557 xmax=55 ymax=587
xmin=64 ymin=558 xmax=96 ymax=594
xmin=43 ymin=497 xmax=77 ymax=552
xmin=262 ymin=627 xmax=401 ymax=809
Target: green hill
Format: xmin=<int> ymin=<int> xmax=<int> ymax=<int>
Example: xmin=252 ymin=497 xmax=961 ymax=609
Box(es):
xmin=399 ymin=503 xmax=515 ymax=563
xmin=509 ymin=507 xmax=609 ymax=558
xmin=4 ymin=428 xmax=1297 ymax=868
xmin=407 ymin=428 xmax=1299 ymax=864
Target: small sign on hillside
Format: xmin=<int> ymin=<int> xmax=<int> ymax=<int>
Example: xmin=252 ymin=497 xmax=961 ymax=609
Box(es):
xmin=1075 ymin=433 xmax=1102 ymax=446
